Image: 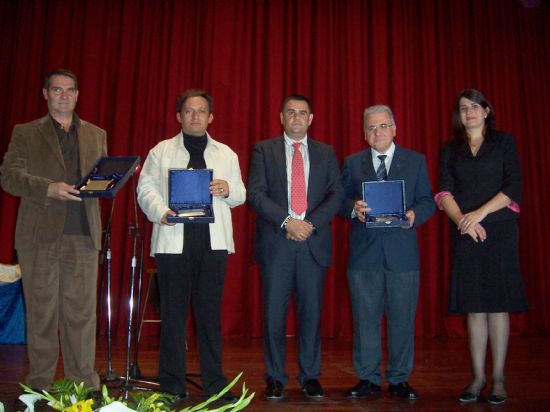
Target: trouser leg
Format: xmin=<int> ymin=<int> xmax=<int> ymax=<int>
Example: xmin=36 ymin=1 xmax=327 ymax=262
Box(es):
xmin=260 ymin=244 xmax=295 ymax=387
xmin=156 ymin=253 xmax=190 ymax=395
xmin=385 ymin=270 xmax=419 ymax=384
xmin=347 ymin=269 xmax=385 ymax=385
xmin=17 ymin=244 xmax=61 ymax=390
xmin=192 ymin=249 xmax=228 ymax=395
xmin=58 ymin=235 xmax=100 ymax=389
xmin=295 ymin=245 xmax=326 ymax=386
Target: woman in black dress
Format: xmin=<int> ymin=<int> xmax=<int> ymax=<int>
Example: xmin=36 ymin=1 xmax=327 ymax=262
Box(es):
xmin=436 ymin=89 xmax=528 ymax=405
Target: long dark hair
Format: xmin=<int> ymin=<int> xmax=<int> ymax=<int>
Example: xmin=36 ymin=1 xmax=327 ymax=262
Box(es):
xmin=448 ymin=89 xmax=495 ymax=151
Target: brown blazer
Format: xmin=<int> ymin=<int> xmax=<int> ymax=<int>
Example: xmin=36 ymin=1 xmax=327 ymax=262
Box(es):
xmin=0 ymin=115 xmax=107 ymax=250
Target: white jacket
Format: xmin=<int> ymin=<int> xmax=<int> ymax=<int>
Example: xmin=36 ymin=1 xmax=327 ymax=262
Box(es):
xmin=137 ymin=132 xmax=246 ymax=255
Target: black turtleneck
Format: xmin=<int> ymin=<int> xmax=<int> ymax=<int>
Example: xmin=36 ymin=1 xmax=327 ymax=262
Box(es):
xmin=181 ymin=132 xmax=209 ymax=243
xmin=183 ymin=133 xmax=207 ymax=169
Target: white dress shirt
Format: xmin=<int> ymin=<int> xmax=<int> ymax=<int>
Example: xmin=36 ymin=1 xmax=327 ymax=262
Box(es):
xmin=284 ymin=133 xmax=310 ymax=220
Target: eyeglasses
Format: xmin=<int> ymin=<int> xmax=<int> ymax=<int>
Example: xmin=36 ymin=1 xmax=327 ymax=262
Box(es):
xmin=49 ymin=86 xmax=77 ymax=96
xmin=459 ymin=103 xmax=483 ymax=114
xmin=366 ymin=123 xmax=393 ymax=132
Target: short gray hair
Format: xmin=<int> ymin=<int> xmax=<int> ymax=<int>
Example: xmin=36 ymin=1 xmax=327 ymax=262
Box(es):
xmin=363 ymin=104 xmax=396 ymax=130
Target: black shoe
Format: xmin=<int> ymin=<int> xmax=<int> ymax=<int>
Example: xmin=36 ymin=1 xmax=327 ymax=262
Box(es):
xmin=459 ymin=390 xmax=482 ymax=403
xmin=346 ymin=379 xmax=381 ymax=398
xmin=160 ymin=385 xmax=188 ymax=402
xmin=90 ymin=389 xmax=104 ymax=403
xmin=264 ymin=378 xmax=284 ymax=400
xmin=488 ymin=380 xmax=507 ymax=405
xmin=302 ymin=379 xmax=324 ymax=398
xmin=164 ymin=392 xmax=187 ymax=404
xmin=459 ymin=381 xmax=486 ymax=403
xmin=389 ymin=382 xmax=419 ymax=400
xmin=488 ymin=393 xmax=507 ymax=405
xmin=220 ymin=391 xmax=239 ymax=403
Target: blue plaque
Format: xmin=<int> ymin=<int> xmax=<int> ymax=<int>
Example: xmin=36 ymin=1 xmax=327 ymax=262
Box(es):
xmin=77 ymin=156 xmax=140 ymax=198
xmin=167 ymin=169 xmax=214 ymax=224
xmin=362 ymin=180 xmax=409 ymax=228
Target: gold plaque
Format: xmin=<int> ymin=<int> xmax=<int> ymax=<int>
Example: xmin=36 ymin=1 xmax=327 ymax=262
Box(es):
xmin=81 ymin=179 xmax=115 ymax=191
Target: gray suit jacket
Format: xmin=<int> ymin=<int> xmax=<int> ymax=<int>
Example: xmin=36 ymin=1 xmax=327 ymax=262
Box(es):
xmin=248 ymin=136 xmax=343 ymax=267
xmin=0 ymin=115 xmax=107 ymax=250
xmin=341 ymin=145 xmax=435 ymax=272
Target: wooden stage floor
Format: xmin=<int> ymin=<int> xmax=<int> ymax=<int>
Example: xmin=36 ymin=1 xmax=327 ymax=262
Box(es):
xmin=1 ymin=335 xmax=549 ymax=411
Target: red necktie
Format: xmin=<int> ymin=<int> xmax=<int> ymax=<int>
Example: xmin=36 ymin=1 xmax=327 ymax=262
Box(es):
xmin=291 ymin=142 xmax=307 ymax=215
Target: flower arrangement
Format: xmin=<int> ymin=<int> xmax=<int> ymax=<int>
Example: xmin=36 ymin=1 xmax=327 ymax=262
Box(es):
xmin=18 ymin=373 xmax=254 ymax=412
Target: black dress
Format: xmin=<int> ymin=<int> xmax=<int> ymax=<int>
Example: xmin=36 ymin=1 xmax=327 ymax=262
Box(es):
xmin=439 ymin=130 xmax=528 ymax=314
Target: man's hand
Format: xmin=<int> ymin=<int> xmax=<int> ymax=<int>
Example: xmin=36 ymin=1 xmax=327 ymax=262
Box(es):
xmin=210 ymin=179 xmax=229 ymax=197
xmin=404 ymin=209 xmax=416 ymax=228
xmin=161 ymin=210 xmax=177 ymax=226
xmin=47 ymin=182 xmax=82 ymax=201
xmin=285 ymin=218 xmax=313 ymax=241
xmin=353 ymin=200 xmax=371 ymax=223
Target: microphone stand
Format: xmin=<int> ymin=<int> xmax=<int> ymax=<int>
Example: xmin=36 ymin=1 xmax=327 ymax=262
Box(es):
xmin=100 ymin=198 xmax=119 ymax=382
xmin=121 ymin=174 xmax=159 ymax=391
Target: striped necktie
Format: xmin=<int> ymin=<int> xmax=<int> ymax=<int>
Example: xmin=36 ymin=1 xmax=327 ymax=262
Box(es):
xmin=376 ymin=154 xmax=387 ymax=181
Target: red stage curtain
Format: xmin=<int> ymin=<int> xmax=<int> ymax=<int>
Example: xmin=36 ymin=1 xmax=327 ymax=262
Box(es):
xmin=1 ymin=0 xmax=549 ymax=338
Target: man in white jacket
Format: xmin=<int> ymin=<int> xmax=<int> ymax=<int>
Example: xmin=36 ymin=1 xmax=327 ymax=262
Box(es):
xmin=137 ymin=89 xmax=245 ymax=401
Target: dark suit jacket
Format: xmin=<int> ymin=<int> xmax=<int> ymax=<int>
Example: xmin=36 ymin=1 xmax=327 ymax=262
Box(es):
xmin=341 ymin=145 xmax=435 ymax=272
xmin=248 ymin=136 xmax=343 ymax=267
xmin=0 ymin=115 xmax=107 ymax=250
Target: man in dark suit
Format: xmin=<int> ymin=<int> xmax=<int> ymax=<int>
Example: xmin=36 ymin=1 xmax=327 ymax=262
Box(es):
xmin=341 ymin=105 xmax=434 ymax=400
xmin=248 ymin=95 xmax=342 ymax=400
xmin=0 ymin=69 xmax=106 ymax=391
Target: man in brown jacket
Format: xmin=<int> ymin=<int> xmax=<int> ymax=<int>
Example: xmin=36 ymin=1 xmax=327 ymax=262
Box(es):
xmin=0 ymin=69 xmax=106 ymax=390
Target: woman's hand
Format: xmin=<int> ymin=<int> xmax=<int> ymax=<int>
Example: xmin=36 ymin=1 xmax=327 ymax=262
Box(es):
xmin=462 ymin=222 xmax=487 ymax=242
xmin=458 ymin=208 xmax=487 ymax=233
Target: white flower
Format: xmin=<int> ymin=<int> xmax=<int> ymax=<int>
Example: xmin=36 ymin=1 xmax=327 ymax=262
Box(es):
xmin=16 ymin=394 xmax=42 ymax=412
xmin=98 ymin=401 xmax=136 ymax=412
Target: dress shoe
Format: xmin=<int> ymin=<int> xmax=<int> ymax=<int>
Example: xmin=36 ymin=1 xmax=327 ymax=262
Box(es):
xmin=346 ymin=380 xmax=381 ymax=398
xmin=220 ymin=391 xmax=239 ymax=403
xmin=264 ymin=378 xmax=284 ymax=400
xmin=302 ymin=379 xmax=324 ymax=398
xmin=459 ymin=381 xmax=486 ymax=403
xmin=389 ymin=382 xmax=419 ymax=400
xmin=488 ymin=380 xmax=507 ymax=405
xmin=90 ymin=389 xmax=104 ymax=403
xmin=488 ymin=393 xmax=507 ymax=405
xmin=167 ymin=392 xmax=188 ymax=403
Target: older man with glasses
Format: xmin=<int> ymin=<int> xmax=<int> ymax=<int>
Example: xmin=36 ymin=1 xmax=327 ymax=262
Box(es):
xmin=340 ymin=104 xmax=435 ymax=400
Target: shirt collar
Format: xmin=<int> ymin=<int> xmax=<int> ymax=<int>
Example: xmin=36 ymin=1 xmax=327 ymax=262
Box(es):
xmin=49 ymin=113 xmax=80 ymax=131
xmin=371 ymin=142 xmax=396 ymax=161
xmin=284 ymin=132 xmax=308 ymax=147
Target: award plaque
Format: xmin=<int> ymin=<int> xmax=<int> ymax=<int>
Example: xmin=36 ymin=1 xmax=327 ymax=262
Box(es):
xmin=167 ymin=169 xmax=215 ymax=224
xmin=77 ymin=156 xmax=140 ymax=198
xmin=362 ymin=180 xmax=409 ymax=228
